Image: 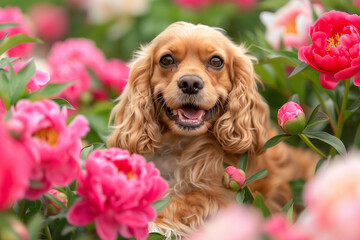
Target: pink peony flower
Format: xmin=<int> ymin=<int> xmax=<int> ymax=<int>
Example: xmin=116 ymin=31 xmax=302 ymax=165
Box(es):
xmin=298 ymin=152 xmax=360 ymax=240
xmin=99 ymin=59 xmax=129 ymax=94
xmin=186 ymin=204 xmax=263 ymax=240
xmin=0 ymin=6 xmax=34 ymax=58
xmin=260 ymin=0 xmax=314 ymax=50
xmin=354 ymin=0 xmax=360 ymax=8
xmin=3 ymin=60 xmax=50 ymax=93
xmin=175 ymin=0 xmax=212 ymax=9
xmin=264 ymin=214 xmax=310 ymax=240
xmin=67 ymin=148 xmax=168 ymax=240
xmin=28 ymin=3 xmax=69 ymax=42
xmin=9 ymin=99 xmax=89 ymax=200
xmin=47 ymin=38 xmax=106 ymax=105
xmin=277 ymin=101 xmax=306 ymax=135
xmin=0 ymin=98 xmax=5 ymax=119
xmin=298 ymin=10 xmax=360 ymax=89
xmin=0 ymin=121 xmax=32 ymax=211
xmin=44 ymin=189 xmax=68 ymax=215
xmin=222 ymin=166 xmax=246 ymax=192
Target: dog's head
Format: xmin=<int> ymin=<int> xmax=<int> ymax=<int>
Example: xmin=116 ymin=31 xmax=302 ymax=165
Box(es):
xmin=107 ymin=22 xmax=269 ymax=155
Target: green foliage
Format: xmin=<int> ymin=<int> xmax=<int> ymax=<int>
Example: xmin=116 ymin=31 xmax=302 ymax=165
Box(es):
xmin=246 ymin=169 xmax=268 ymax=184
xmin=152 ymin=197 xmax=172 ymax=214
xmin=288 ymin=179 xmax=306 ymax=205
xmin=253 ymin=193 xmax=271 ymax=218
xmin=0 ymin=34 xmax=42 ymax=56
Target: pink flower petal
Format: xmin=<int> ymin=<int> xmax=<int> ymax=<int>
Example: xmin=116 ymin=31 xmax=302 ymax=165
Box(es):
xmin=353 ymin=72 xmax=360 ymax=87
xmin=95 ymin=213 xmax=118 ymax=240
xmin=319 ymin=73 xmax=340 ymax=89
xmin=67 ymin=200 xmax=97 ymax=225
xmin=26 ymin=70 xmax=50 ymax=93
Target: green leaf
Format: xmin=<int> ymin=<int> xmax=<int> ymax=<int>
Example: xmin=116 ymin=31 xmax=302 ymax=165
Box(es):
xmin=81 ymin=143 xmax=104 ymax=161
xmin=0 ymin=32 xmax=9 ymax=43
xmin=354 ymin=124 xmax=360 ymax=150
xmin=0 ymin=33 xmax=42 ymax=56
xmin=27 ymin=214 xmax=43 ymax=240
xmin=288 ymin=94 xmax=300 ymax=104
xmin=246 ymin=169 xmax=268 ymax=184
xmin=0 ymin=22 xmax=18 ymax=31
xmin=0 ymin=57 xmax=19 ymax=68
xmin=52 ymin=98 xmax=76 ymax=110
xmin=65 ymin=186 xmax=77 ymax=207
xmin=45 ymin=193 xmax=67 ymax=210
xmin=147 ymin=233 xmax=166 ymax=240
xmin=281 ymin=199 xmax=294 ymax=213
xmin=305 ymin=104 xmax=329 ymax=128
xmin=238 ymin=152 xmax=248 ymax=171
xmin=223 ymin=162 xmax=230 ymax=169
xmin=348 ymin=97 xmax=360 ymax=112
xmin=288 ymin=62 xmax=309 ymax=78
xmin=262 ymin=134 xmax=292 ymax=150
xmin=243 ymin=186 xmax=254 ymax=205
xmin=29 ymin=81 xmax=74 ymax=99
xmin=286 ymin=204 xmax=294 ymax=222
xmin=288 ymin=178 xmax=306 ymax=204
xmin=304 ymin=131 xmax=346 ymax=155
xmin=10 ymin=60 xmax=36 ymax=104
xmin=235 ymin=190 xmax=245 ymax=204
xmin=315 ymin=159 xmax=325 ymax=173
xmin=253 ymin=193 xmax=271 ymax=218
xmin=152 ymin=197 xmax=171 ymax=214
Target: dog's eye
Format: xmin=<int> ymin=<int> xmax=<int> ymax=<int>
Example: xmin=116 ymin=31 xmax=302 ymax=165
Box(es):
xmin=160 ymin=55 xmax=175 ymax=67
xmin=209 ymin=56 xmax=224 ymax=69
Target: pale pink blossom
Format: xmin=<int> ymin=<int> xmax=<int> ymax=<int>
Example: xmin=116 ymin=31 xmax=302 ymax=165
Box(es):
xmin=299 ymin=152 xmax=360 ymax=240
xmin=264 ymin=214 xmax=310 ymax=240
xmin=0 ymin=121 xmax=32 ymax=210
xmin=260 ymin=0 xmax=314 ymax=50
xmin=28 ymin=3 xmax=69 ymax=42
xmin=9 ymin=99 xmax=89 ymax=200
xmin=67 ymin=148 xmax=168 ymax=240
xmin=0 ymin=6 xmax=34 ymax=58
xmin=187 ymin=205 xmax=263 ymax=240
xmin=99 ymin=59 xmax=129 ymax=94
xmin=47 ymin=38 xmax=106 ymax=104
xmin=3 ymin=60 xmax=50 ymax=93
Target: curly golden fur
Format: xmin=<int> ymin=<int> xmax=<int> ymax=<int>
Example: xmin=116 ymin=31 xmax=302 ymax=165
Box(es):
xmin=108 ymin=22 xmax=317 ymax=239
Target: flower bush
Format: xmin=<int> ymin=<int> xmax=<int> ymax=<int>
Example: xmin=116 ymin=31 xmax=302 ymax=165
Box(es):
xmin=1 ymin=0 xmax=360 ymax=239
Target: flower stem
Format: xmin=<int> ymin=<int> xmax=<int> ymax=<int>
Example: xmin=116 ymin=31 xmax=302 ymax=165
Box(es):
xmin=330 ymin=79 xmax=350 ymax=156
xmin=299 ymin=134 xmax=327 ymax=159
xmin=17 ymin=199 xmax=27 ymax=218
xmin=44 ymin=225 xmax=53 ymax=240
xmin=311 ymin=84 xmax=336 ymax=133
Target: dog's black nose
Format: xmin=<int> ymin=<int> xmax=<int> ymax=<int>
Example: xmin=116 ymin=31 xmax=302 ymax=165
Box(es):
xmin=177 ymin=75 xmax=204 ymax=95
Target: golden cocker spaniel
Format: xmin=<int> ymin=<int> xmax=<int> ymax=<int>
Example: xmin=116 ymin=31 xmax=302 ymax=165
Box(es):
xmin=107 ymin=22 xmax=316 ymax=239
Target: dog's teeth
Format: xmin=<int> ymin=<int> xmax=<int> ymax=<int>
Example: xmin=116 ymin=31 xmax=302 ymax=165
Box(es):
xmin=173 ymin=110 xmax=178 ymax=116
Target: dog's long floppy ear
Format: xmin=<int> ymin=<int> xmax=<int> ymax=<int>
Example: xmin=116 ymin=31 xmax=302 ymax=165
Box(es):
xmin=107 ymin=46 xmax=161 ymax=154
xmin=213 ymin=45 xmax=269 ymax=155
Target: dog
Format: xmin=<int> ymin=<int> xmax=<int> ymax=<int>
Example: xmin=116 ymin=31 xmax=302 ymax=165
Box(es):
xmin=107 ymin=22 xmax=317 ymax=239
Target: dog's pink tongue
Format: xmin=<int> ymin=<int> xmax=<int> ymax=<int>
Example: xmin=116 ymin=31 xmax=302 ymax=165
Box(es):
xmin=179 ymin=107 xmax=204 ymax=119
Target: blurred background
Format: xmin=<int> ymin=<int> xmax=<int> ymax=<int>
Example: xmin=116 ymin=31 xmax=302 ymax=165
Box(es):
xmin=1 ymin=0 xmax=359 ymax=148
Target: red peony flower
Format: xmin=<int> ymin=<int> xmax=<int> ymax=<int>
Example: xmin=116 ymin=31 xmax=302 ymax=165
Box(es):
xmin=298 ymin=11 xmax=360 ymax=89
xmin=67 ymin=148 xmax=168 ymax=240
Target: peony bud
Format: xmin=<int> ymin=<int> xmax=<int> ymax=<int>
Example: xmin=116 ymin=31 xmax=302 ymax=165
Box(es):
xmin=222 ymin=166 xmax=246 ymax=192
xmin=44 ymin=189 xmax=68 ymax=215
xmin=277 ymin=101 xmax=306 ymax=135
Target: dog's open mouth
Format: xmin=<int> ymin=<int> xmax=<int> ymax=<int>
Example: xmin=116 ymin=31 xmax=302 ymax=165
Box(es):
xmin=164 ymin=103 xmax=218 ymax=129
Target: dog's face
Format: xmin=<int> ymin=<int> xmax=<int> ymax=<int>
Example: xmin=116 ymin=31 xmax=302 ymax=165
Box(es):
xmin=151 ymin=23 xmax=233 ymax=135
xmin=108 ymin=22 xmax=268 ymax=155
